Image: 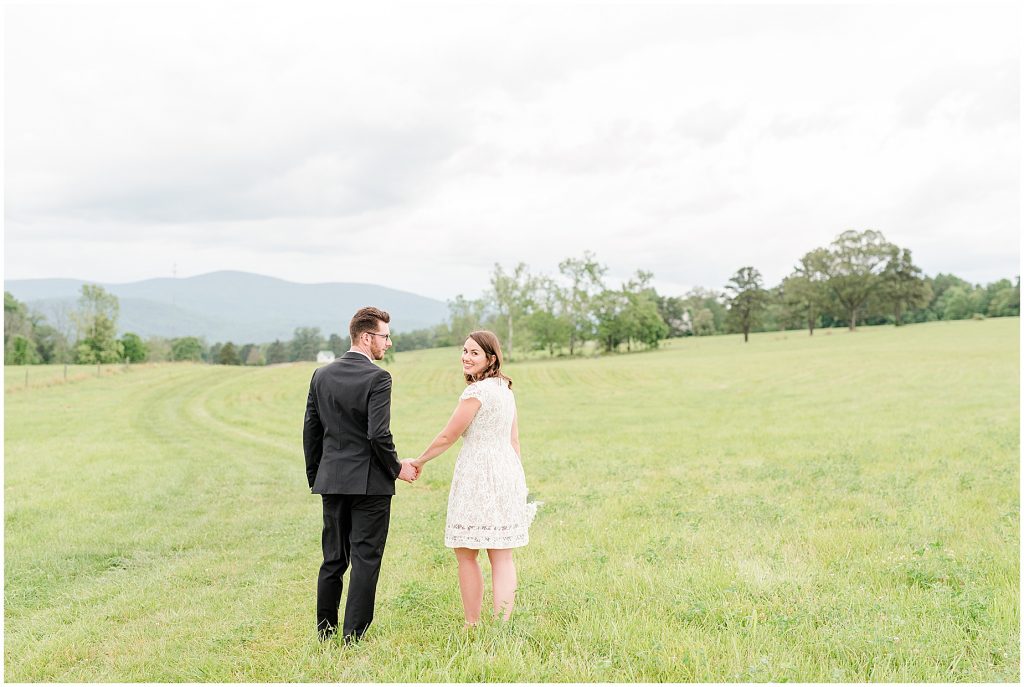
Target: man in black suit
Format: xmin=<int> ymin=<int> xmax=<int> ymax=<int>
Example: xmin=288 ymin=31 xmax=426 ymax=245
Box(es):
xmin=303 ymin=306 xmax=418 ymax=642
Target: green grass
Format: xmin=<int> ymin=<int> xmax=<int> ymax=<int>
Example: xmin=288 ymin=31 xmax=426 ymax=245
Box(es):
xmin=3 ymin=362 xmax=135 ymax=393
xmin=4 ymin=319 xmax=1019 ymax=681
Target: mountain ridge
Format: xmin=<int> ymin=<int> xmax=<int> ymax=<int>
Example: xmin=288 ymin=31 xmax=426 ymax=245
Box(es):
xmin=6 ymin=271 xmax=450 ymax=343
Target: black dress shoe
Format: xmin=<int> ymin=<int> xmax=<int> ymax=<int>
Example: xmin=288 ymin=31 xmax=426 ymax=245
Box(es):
xmin=317 ymin=618 xmax=338 ymax=642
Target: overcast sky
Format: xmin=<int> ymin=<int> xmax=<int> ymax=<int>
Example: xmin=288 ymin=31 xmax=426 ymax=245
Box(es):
xmin=4 ymin=1 xmax=1020 ymax=301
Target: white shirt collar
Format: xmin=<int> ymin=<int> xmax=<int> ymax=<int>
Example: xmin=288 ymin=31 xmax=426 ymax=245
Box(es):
xmin=348 ymin=348 xmax=374 ymax=362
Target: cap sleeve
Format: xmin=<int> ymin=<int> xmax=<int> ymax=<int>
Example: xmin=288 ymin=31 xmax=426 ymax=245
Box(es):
xmin=459 ymin=382 xmax=484 ymax=403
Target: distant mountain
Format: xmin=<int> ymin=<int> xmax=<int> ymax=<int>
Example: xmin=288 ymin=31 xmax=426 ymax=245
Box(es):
xmin=6 ymin=271 xmax=449 ymax=343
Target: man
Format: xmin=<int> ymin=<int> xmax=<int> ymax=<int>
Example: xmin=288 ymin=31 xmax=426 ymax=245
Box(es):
xmin=303 ymin=306 xmax=419 ymax=642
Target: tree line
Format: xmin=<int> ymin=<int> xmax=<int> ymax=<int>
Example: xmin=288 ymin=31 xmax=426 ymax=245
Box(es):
xmin=4 ymin=229 xmax=1020 ymax=366
xmin=393 ymin=228 xmax=1019 ymax=354
xmin=3 ymin=286 xmax=357 ymax=367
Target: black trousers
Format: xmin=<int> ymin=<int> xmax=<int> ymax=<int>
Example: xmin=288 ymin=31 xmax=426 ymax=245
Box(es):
xmin=316 ymin=494 xmax=392 ymax=639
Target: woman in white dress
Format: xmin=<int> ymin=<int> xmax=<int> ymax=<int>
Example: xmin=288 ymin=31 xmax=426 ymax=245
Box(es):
xmin=411 ymin=331 xmax=537 ymax=625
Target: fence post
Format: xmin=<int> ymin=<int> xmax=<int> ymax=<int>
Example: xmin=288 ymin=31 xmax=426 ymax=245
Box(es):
xmin=25 ymin=367 xmax=29 ymax=388
xmin=64 ymin=363 xmax=68 ymax=380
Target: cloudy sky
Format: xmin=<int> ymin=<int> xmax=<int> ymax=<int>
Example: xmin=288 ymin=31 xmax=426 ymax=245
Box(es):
xmin=4 ymin=1 xmax=1020 ymax=301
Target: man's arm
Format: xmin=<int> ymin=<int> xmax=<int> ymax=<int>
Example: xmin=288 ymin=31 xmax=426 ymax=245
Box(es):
xmin=302 ymin=374 xmax=324 ymax=490
xmin=367 ymin=371 xmax=404 ymax=480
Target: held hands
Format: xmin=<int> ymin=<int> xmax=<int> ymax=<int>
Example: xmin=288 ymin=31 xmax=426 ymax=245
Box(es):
xmin=398 ymin=459 xmax=421 ymax=483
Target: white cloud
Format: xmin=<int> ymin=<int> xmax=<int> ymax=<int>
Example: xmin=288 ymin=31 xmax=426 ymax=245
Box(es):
xmin=4 ymin=2 xmax=1019 ymax=300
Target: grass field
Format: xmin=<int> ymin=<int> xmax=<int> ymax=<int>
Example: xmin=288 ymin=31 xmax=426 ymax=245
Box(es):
xmin=4 ymin=319 xmax=1019 ymax=681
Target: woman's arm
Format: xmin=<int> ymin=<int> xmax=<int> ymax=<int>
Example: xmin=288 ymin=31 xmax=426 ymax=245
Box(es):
xmin=411 ymin=398 xmax=481 ymax=468
xmin=510 ymin=408 xmax=521 ymax=459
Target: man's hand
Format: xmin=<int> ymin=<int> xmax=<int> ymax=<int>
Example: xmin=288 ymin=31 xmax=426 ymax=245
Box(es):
xmin=398 ymin=459 xmax=420 ymax=483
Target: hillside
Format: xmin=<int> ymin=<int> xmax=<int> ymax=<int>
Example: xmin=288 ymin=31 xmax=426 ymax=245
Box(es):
xmin=5 ymin=271 xmax=449 ymax=342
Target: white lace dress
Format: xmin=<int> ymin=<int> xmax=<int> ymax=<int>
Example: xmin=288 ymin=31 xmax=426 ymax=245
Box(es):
xmin=445 ymin=377 xmax=538 ymax=549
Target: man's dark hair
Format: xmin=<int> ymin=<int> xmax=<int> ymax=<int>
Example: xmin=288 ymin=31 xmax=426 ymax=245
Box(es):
xmin=349 ymin=306 xmax=391 ymax=342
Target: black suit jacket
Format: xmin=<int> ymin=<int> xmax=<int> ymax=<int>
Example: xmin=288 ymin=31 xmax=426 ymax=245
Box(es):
xmin=303 ymin=352 xmax=402 ymax=495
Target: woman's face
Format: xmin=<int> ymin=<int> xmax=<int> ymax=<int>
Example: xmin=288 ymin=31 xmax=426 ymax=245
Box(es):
xmin=462 ymin=338 xmax=491 ymax=377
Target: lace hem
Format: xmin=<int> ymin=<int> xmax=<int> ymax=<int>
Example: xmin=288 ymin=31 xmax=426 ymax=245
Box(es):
xmin=444 ymin=502 xmax=540 ymax=549
xmin=446 ymin=532 xmax=529 ymax=549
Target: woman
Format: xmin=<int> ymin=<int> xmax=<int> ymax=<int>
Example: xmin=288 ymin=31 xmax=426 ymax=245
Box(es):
xmin=411 ymin=331 xmax=537 ymax=625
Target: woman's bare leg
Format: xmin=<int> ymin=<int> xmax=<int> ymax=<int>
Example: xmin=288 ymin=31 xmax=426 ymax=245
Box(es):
xmin=487 ymin=548 xmax=517 ymax=621
xmin=454 ymin=547 xmax=483 ymax=625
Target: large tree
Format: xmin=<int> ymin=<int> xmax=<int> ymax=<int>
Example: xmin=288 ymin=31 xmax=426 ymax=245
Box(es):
xmin=488 ymin=262 xmax=535 ymax=355
xmin=40 ymin=300 xmax=76 ymax=363
xmin=146 ymin=336 xmax=172 ymax=362
xmin=74 ymin=284 xmax=124 ymax=363
xmin=593 ymin=271 xmax=668 ymax=352
xmin=5 ymin=292 xmax=36 ymax=364
xmin=682 ymin=287 xmax=727 ymax=335
xmin=941 ymin=285 xmax=985 ymax=320
xmin=290 ymin=327 xmax=323 ymax=362
xmin=219 ymin=341 xmax=240 ymax=365
xmin=526 ymin=276 xmax=571 ymax=356
xmin=32 ymin=321 xmax=65 ymax=364
xmin=447 ymin=294 xmax=488 ymax=341
xmin=9 ymin=335 xmax=40 ymax=365
xmin=121 ymin=333 xmax=148 ymax=363
xmin=880 ymin=248 xmax=932 ymax=325
xmin=782 ymin=248 xmax=832 ymax=336
xmin=692 ymin=308 xmax=715 ymax=336
xmin=985 ymin=278 xmax=1021 ymax=317
xmin=265 ymin=339 xmax=288 ymax=364
xmin=593 ymin=288 xmax=629 ymax=352
xmin=244 ymin=346 xmax=265 ymax=366
xmin=5 ymin=293 xmax=71 ymax=364
xmin=326 ymin=333 xmax=347 ymax=356
xmin=656 ymin=295 xmax=690 ymax=338
xmin=903 ymin=272 xmax=969 ymax=323
xmin=620 ymin=271 xmax=669 ymax=350
xmin=558 ymin=251 xmax=607 ymax=355
xmin=819 ymin=229 xmax=897 ymax=331
xmin=171 ymin=336 xmax=205 ymax=362
xmin=725 ymin=266 xmax=768 ymax=343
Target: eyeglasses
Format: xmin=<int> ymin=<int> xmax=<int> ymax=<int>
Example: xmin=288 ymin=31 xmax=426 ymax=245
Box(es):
xmin=367 ymin=332 xmax=391 ymax=341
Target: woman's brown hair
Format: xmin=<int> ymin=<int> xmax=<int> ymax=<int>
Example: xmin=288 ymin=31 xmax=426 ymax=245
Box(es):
xmin=464 ymin=330 xmax=513 ymax=389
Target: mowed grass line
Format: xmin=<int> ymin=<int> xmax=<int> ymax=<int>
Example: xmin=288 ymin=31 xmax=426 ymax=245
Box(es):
xmin=3 ymin=363 xmax=138 ymax=393
xmin=4 ymin=319 xmax=1019 ymax=681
